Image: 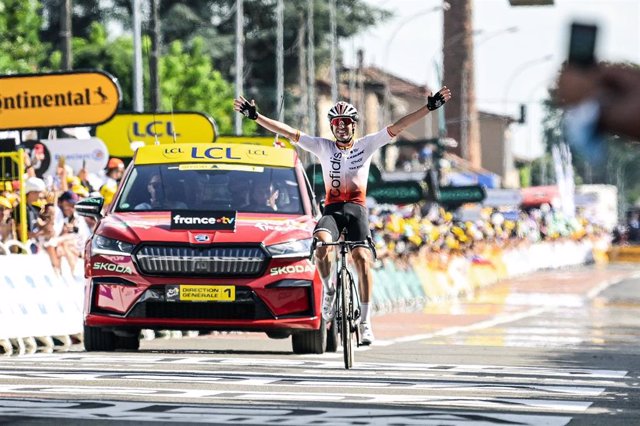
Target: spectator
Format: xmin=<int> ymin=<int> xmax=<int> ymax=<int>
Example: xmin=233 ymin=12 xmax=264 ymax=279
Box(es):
xmin=556 ymin=63 xmax=640 ymax=141
xmin=0 ymin=196 xmax=15 ymax=243
xmin=20 ymin=176 xmax=47 ymax=240
xmin=57 ymin=190 xmax=90 ymax=274
xmin=100 ymin=157 xmax=125 ymax=209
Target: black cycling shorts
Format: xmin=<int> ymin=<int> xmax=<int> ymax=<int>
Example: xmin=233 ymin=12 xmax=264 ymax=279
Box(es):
xmin=314 ymin=202 xmax=370 ymax=247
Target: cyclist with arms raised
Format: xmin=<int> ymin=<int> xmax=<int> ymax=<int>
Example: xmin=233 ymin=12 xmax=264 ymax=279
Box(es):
xmin=234 ymin=86 xmax=451 ymax=344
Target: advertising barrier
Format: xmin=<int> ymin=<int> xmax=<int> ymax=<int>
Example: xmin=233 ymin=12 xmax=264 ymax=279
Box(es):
xmin=0 ymin=252 xmax=83 ymax=355
xmin=1 ymin=239 xmax=605 ymax=355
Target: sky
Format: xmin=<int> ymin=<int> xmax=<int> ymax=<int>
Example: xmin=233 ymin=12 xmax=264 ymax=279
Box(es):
xmin=341 ymin=0 xmax=640 ymax=160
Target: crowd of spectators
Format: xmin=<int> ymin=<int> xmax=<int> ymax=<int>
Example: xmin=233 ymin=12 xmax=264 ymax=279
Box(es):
xmin=0 ymin=155 xmax=125 ymax=277
xmin=368 ymin=202 xmax=610 ymax=270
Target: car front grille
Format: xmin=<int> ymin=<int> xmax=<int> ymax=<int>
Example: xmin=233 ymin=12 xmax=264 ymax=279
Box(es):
xmin=134 ymin=245 xmax=267 ymax=277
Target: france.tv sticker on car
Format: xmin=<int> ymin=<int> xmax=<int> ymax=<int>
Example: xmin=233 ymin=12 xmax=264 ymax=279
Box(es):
xmin=170 ymin=210 xmax=237 ymax=231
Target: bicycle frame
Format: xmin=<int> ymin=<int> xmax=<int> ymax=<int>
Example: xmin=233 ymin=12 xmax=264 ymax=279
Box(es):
xmin=311 ymin=237 xmax=372 ymax=369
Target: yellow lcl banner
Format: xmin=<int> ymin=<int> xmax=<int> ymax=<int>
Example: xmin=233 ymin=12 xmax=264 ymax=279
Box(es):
xmin=96 ymin=112 xmax=218 ymax=157
xmin=134 ymin=143 xmax=296 ymax=168
xmin=0 ymin=70 xmax=121 ymax=131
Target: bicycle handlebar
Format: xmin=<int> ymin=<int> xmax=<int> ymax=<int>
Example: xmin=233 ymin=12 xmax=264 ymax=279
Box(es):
xmin=309 ymin=237 xmax=377 ymax=261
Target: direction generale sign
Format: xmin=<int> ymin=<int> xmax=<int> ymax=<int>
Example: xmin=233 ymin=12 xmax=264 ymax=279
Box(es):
xmin=0 ymin=70 xmax=121 ymax=131
xmin=96 ymin=112 xmax=217 ymax=157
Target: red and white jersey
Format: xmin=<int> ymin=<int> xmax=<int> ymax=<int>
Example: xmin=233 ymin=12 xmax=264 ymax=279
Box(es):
xmin=294 ymin=128 xmax=394 ymax=207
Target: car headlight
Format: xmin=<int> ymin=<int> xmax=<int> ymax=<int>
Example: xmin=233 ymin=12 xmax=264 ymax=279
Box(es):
xmin=91 ymin=235 xmax=135 ymax=256
xmin=266 ymin=238 xmax=313 ymax=258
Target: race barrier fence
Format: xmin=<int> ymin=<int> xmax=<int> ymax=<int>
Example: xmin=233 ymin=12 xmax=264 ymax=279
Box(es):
xmin=0 ymin=238 xmax=607 ymax=355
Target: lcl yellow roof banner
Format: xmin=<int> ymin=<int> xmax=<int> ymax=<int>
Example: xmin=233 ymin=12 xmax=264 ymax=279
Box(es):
xmin=135 ymin=143 xmax=296 ymax=168
xmin=0 ymin=70 xmax=121 ymax=131
xmin=96 ymin=112 xmax=218 ymax=157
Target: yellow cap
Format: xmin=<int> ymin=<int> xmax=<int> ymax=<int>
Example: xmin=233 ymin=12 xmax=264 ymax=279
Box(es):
xmin=100 ymin=181 xmax=117 ymax=205
xmin=0 ymin=196 xmax=12 ymax=209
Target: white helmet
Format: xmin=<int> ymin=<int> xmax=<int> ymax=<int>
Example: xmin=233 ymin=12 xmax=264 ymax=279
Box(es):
xmin=327 ymin=101 xmax=359 ymax=123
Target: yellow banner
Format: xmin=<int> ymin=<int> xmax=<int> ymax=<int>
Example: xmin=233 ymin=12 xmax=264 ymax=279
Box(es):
xmin=216 ymin=135 xmax=294 ymax=149
xmin=135 ymin=143 xmax=296 ymax=168
xmin=96 ymin=112 xmax=217 ymax=157
xmin=0 ymin=70 xmax=120 ymax=130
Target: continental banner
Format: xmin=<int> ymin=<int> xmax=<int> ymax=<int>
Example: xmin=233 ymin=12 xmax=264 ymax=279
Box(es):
xmin=0 ymin=70 xmax=121 ymax=131
xmin=96 ymin=112 xmax=218 ymax=157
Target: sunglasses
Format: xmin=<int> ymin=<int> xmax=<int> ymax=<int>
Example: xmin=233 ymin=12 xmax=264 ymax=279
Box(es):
xmin=330 ymin=117 xmax=354 ymax=127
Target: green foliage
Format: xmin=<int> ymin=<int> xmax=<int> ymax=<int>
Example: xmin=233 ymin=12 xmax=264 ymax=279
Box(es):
xmin=160 ymin=37 xmax=256 ymax=135
xmin=65 ymin=23 xmax=136 ymax=110
xmin=0 ymin=0 xmax=48 ymax=73
xmin=40 ymin=0 xmax=106 ymax=44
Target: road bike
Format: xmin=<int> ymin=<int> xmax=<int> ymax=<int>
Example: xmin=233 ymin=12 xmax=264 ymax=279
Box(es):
xmin=311 ymin=236 xmax=376 ymax=369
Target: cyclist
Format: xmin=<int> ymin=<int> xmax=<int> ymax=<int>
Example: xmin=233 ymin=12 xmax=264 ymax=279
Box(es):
xmin=234 ymin=86 xmax=451 ymax=344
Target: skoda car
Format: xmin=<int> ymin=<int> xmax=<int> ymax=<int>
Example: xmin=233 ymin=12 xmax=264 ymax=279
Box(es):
xmin=77 ymin=143 xmax=333 ymax=354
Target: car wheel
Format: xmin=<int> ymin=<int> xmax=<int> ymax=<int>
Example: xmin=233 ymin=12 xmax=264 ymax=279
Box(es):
xmin=116 ymin=335 xmax=140 ymax=351
xmin=326 ymin=316 xmax=339 ymax=352
xmin=291 ymin=317 xmax=326 ymax=354
xmin=83 ymin=325 xmax=116 ymax=352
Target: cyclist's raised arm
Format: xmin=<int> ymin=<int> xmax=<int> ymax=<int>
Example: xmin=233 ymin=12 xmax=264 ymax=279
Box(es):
xmin=386 ymin=86 xmax=452 ymax=137
xmin=233 ymin=96 xmax=301 ymax=142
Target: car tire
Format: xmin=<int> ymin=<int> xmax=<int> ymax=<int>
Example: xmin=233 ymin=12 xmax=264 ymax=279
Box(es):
xmin=83 ymin=325 xmax=116 ymax=352
xmin=326 ymin=316 xmax=339 ymax=352
xmin=116 ymin=335 xmax=140 ymax=351
xmin=291 ymin=317 xmax=326 ymax=354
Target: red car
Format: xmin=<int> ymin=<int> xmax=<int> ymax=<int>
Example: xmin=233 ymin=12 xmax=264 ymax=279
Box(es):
xmin=76 ymin=143 xmax=335 ymax=354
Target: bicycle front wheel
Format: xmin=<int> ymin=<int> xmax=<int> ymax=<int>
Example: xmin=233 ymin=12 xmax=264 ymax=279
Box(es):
xmin=340 ymin=268 xmax=354 ymax=369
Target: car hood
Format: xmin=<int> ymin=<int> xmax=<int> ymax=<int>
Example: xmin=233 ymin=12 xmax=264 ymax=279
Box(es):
xmin=97 ymin=212 xmax=316 ymax=246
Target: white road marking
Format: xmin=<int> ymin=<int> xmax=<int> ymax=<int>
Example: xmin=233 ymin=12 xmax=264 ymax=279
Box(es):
xmin=0 ymin=384 xmax=595 ymax=413
xmin=0 ymin=399 xmax=574 ymax=425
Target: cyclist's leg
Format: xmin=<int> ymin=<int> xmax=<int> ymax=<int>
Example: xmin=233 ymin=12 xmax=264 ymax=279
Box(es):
xmin=344 ymin=203 xmax=375 ymax=344
xmin=313 ymin=207 xmax=342 ymax=321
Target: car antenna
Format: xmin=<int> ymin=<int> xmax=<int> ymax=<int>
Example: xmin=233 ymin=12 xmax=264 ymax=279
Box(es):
xmin=170 ymin=98 xmax=177 ymax=144
xmin=141 ymin=14 xmax=162 ymax=147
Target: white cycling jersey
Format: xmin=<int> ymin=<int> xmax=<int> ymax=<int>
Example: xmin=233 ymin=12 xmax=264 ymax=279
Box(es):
xmin=293 ymin=128 xmax=395 ymax=207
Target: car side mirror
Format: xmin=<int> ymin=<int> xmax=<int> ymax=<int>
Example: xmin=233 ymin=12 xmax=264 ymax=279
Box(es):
xmin=75 ymin=197 xmax=104 ymax=220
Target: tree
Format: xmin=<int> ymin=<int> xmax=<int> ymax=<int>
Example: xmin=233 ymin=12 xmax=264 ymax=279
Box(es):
xmin=40 ymin=0 xmax=121 ymax=46
xmin=0 ymin=0 xmax=48 ymax=73
xmin=52 ymin=22 xmax=137 ymax=110
xmin=160 ymin=37 xmax=256 ymax=135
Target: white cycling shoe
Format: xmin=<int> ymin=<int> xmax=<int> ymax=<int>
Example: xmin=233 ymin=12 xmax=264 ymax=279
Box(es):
xmin=321 ymin=287 xmax=336 ymax=322
xmin=359 ymin=322 xmax=374 ymax=345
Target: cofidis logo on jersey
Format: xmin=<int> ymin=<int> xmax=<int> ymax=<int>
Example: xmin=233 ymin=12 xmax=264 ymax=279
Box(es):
xmin=328 ymin=152 xmax=342 ymax=199
xmin=170 ymin=210 xmax=237 ymax=231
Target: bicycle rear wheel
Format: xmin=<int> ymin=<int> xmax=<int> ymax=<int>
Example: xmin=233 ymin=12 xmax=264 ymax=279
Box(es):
xmin=340 ymin=268 xmax=354 ymax=369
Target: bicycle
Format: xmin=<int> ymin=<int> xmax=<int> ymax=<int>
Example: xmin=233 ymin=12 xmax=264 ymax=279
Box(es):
xmin=310 ymin=235 xmax=376 ymax=369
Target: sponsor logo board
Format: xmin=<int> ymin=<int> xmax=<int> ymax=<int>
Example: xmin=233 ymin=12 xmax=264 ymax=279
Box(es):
xmin=170 ymin=211 xmax=237 ymax=231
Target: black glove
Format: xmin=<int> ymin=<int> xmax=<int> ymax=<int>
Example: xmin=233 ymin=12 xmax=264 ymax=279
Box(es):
xmin=239 ymin=99 xmax=258 ymax=120
xmin=427 ymin=92 xmax=446 ymax=111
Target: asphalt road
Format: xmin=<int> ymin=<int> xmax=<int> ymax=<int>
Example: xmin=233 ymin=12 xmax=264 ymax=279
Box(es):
xmin=1 ymin=263 xmax=639 ymax=425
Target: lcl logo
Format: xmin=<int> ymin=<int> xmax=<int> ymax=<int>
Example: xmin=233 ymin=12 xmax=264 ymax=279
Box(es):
xmin=162 ymin=146 xmax=184 ymax=158
xmin=131 ymin=121 xmax=181 ymax=138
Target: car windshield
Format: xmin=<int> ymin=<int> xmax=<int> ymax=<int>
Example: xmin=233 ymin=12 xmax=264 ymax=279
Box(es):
xmin=115 ymin=164 xmax=303 ymax=214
